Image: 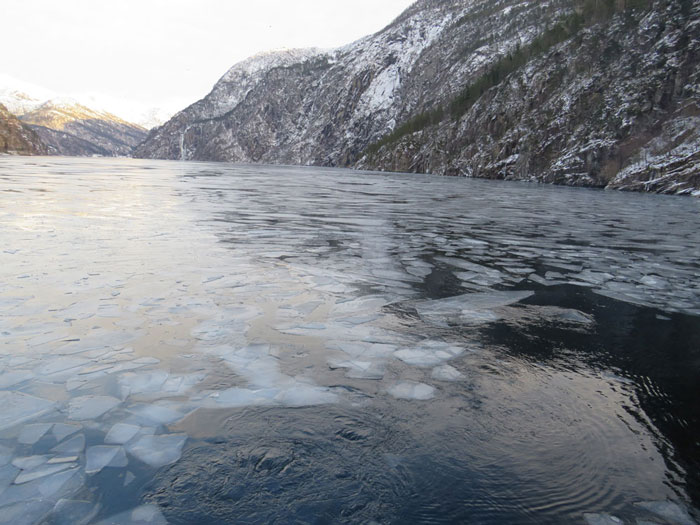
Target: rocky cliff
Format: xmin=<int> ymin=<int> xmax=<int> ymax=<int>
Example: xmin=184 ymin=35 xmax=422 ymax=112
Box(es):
xmin=0 ymin=103 xmax=47 ymax=155
xmin=135 ymin=0 xmax=700 ymax=195
xmin=20 ymin=101 xmax=147 ymax=157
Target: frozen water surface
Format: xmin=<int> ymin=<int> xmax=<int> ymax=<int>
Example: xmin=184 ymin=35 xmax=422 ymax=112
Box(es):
xmin=0 ymin=158 xmax=698 ymax=523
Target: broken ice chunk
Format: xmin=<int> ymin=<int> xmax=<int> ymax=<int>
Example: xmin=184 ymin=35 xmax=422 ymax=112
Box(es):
xmin=14 ymin=463 xmax=75 ymax=484
xmin=85 ymin=446 xmax=128 ymax=475
xmin=415 ymin=291 xmax=534 ymax=325
xmin=0 ymin=370 xmax=34 ymax=389
xmin=394 ymin=341 xmax=462 ymax=368
xmin=129 ymin=403 xmax=184 ymax=425
xmin=105 ymin=423 xmax=141 ymax=445
xmin=123 ymin=471 xmax=136 ymax=486
xmin=0 ymin=391 xmax=55 ymax=431
xmin=634 ymin=501 xmax=696 ymax=525
xmin=51 ymin=434 xmax=85 ymax=455
xmin=431 ymin=365 xmax=464 ymax=382
xmin=387 ymin=382 xmax=436 ymax=400
xmin=327 ymin=358 xmax=385 ymax=380
xmin=52 ymin=423 xmax=81 ymax=442
xmin=95 ymin=504 xmax=168 ymax=525
xmin=119 ymin=370 xmax=169 ymax=398
xmin=583 ymin=514 xmax=623 ymax=525
xmin=50 ymin=499 xmax=101 ymax=525
xmin=12 ymin=455 xmax=49 ymax=470
xmin=126 ymin=434 xmax=187 ymax=468
xmin=68 ymin=396 xmax=121 ymax=420
xmin=17 ymin=423 xmax=53 ymax=445
xmin=0 ymin=500 xmax=54 ymax=525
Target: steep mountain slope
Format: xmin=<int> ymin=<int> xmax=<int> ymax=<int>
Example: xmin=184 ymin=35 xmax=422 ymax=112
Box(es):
xmin=0 ymin=103 xmax=47 ymax=155
xmin=135 ymin=0 xmax=700 ymax=195
xmin=20 ymin=100 xmax=147 ymax=157
xmin=135 ymin=0 xmax=571 ymax=164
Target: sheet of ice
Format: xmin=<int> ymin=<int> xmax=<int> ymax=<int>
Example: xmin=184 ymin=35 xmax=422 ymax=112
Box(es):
xmin=0 ymin=446 xmax=13 ymax=467
xmin=0 ymin=370 xmax=34 ymax=389
xmin=0 ymin=392 xmax=55 ymax=430
xmin=52 ymin=423 xmax=81 ymax=442
xmin=126 ymin=434 xmax=187 ymax=468
xmin=105 ymin=423 xmax=141 ymax=445
xmin=206 ymin=388 xmax=276 ymax=408
xmin=68 ymin=396 xmax=120 ymax=420
xmin=17 ymin=423 xmax=52 ymax=445
xmin=49 ymin=499 xmax=101 ymax=525
xmin=0 ymin=500 xmax=54 ymax=525
xmin=431 ymin=365 xmax=465 ymax=382
xmin=583 ymin=513 xmax=623 ymax=525
xmin=387 ymin=382 xmax=436 ymax=400
xmin=129 ymin=404 xmax=184 ymax=425
xmin=12 ymin=455 xmax=48 ymax=470
xmin=634 ymin=501 xmax=697 ymax=525
xmin=328 ymin=358 xmax=385 ymax=380
xmin=34 ymin=357 xmax=90 ymax=376
xmin=95 ymin=504 xmax=168 ymax=525
xmin=394 ymin=341 xmax=463 ymax=368
xmin=119 ymin=371 xmax=169 ymax=398
xmin=51 ymin=434 xmax=85 ymax=455
xmin=274 ymin=384 xmax=339 ymax=407
xmin=14 ymin=463 xmax=76 ymax=484
xmin=85 ymin=446 xmax=128 ymax=475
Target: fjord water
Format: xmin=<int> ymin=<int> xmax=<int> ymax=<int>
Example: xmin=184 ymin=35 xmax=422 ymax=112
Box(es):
xmin=1 ymin=157 xmax=699 ymax=525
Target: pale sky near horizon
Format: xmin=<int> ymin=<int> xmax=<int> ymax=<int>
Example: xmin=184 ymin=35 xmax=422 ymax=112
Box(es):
xmin=1 ymin=0 xmax=415 ymax=117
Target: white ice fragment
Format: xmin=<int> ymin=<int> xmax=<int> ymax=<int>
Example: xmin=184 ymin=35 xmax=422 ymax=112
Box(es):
xmin=583 ymin=514 xmax=623 ymax=525
xmin=634 ymin=501 xmax=697 ymax=525
xmin=328 ymin=358 xmax=385 ymax=380
xmin=209 ymin=388 xmax=276 ymax=408
xmin=129 ymin=404 xmax=184 ymax=425
xmin=387 ymin=382 xmax=436 ymax=400
xmin=14 ymin=463 xmax=74 ymax=484
xmin=35 ymin=357 xmax=89 ymax=376
xmin=47 ymin=456 xmax=78 ymax=464
xmin=0 ymin=445 xmax=12 ymax=466
xmin=50 ymin=499 xmax=101 ymax=525
xmin=51 ymin=434 xmax=85 ymax=455
xmin=17 ymin=423 xmax=53 ymax=445
xmin=12 ymin=455 xmax=48 ymax=470
xmin=0 ymin=370 xmax=34 ymax=389
xmin=95 ymin=504 xmax=168 ymax=525
xmin=415 ymin=291 xmax=534 ymax=325
xmin=431 ymin=365 xmax=464 ymax=382
xmin=133 ymin=357 xmax=160 ymax=365
xmin=119 ymin=370 xmax=169 ymax=398
xmin=127 ymin=434 xmax=187 ymax=468
xmin=274 ymin=384 xmax=339 ymax=407
xmin=105 ymin=423 xmax=141 ymax=444
xmin=52 ymin=423 xmax=81 ymax=442
xmin=86 ymin=446 xmax=127 ymax=475
xmin=0 ymin=391 xmax=55 ymax=430
xmin=123 ymin=471 xmax=135 ymax=486
xmin=0 ymin=500 xmax=54 ymax=525
xmin=68 ymin=396 xmax=120 ymax=420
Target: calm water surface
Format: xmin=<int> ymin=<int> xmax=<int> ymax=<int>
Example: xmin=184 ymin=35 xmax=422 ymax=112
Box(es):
xmin=0 ymin=157 xmax=699 ymax=524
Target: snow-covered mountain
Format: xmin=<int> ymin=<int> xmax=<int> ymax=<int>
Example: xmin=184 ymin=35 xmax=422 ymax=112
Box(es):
xmin=18 ymin=99 xmax=147 ymax=157
xmin=0 ymin=103 xmax=47 ymax=155
xmin=135 ymin=0 xmax=700 ymax=195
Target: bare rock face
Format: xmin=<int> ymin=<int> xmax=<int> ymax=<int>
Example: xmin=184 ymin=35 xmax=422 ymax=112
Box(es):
xmin=0 ymin=103 xmax=47 ymax=155
xmin=135 ymin=0 xmax=700 ymax=195
xmin=20 ymin=101 xmax=147 ymax=157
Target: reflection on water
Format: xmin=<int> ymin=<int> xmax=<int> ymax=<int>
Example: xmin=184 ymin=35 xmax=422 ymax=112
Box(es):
xmin=0 ymin=157 xmax=698 ymax=524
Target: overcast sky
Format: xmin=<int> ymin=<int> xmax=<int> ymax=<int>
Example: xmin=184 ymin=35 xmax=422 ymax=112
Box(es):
xmin=1 ymin=0 xmax=415 ymax=117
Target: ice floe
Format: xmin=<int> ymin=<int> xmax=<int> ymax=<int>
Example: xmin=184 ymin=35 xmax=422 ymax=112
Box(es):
xmin=387 ymin=382 xmax=436 ymax=400
xmin=126 ymin=434 xmax=187 ymax=468
xmin=67 ymin=396 xmax=121 ymax=420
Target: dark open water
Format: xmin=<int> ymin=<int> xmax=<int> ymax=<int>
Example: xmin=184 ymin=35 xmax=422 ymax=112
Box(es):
xmin=0 ymin=157 xmax=698 ymax=524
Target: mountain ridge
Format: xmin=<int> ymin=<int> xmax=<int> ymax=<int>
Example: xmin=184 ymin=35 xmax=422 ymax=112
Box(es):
xmin=134 ymin=0 xmax=700 ymax=195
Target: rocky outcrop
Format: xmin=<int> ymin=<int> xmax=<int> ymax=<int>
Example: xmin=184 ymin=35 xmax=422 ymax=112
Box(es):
xmin=0 ymin=103 xmax=47 ymax=155
xmin=20 ymin=101 xmax=147 ymax=157
xmin=135 ymin=0 xmax=700 ymax=195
